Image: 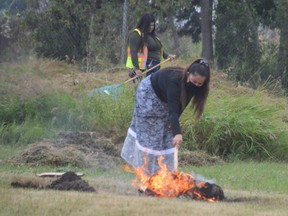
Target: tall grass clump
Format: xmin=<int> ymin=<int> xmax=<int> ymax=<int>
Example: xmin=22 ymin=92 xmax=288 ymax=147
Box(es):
xmin=0 ymin=92 xmax=88 ymax=145
xmin=181 ymin=84 xmax=288 ymax=161
xmin=82 ymin=85 xmax=135 ymax=136
xmin=0 ymin=85 xmax=136 ymax=145
xmin=0 ymin=119 xmax=50 ymax=145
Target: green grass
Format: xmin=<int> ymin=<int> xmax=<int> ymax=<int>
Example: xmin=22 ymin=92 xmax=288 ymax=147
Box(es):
xmin=1 ymin=138 xmax=287 ymax=216
xmin=0 ymin=160 xmax=288 ymax=216
xmin=81 ymin=85 xmax=135 ymax=136
xmin=2 ymin=79 xmax=288 ymax=161
xmin=1 ymin=144 xmax=287 ymax=194
xmin=1 ymin=59 xmax=288 ymax=161
xmin=183 ymin=162 xmax=288 ymax=194
xmin=0 ymin=84 xmax=135 ymax=145
xmin=0 ymin=144 xmax=25 ymax=161
xmin=1 ymin=187 xmax=286 ymax=216
xmin=181 ymin=81 xmax=288 ymax=160
xmin=1 ymin=41 xmax=288 ymax=216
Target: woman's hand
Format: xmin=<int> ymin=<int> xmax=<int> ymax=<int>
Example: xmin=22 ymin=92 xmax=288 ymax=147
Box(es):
xmin=168 ymin=54 xmax=176 ymax=61
xmin=173 ymin=134 xmax=183 ymax=148
xmin=135 ymin=69 xmax=142 ymax=77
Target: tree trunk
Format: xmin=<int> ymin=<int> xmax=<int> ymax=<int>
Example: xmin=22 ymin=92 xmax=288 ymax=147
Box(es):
xmin=277 ymin=0 xmax=288 ymax=89
xmin=201 ymin=0 xmax=213 ymax=62
xmin=121 ymin=0 xmax=128 ymax=64
xmin=167 ymin=8 xmax=180 ymax=57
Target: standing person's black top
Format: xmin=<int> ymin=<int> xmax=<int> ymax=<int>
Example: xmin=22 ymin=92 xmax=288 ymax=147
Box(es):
xmin=150 ymin=68 xmax=195 ymax=136
xmin=129 ymin=31 xmax=168 ymax=69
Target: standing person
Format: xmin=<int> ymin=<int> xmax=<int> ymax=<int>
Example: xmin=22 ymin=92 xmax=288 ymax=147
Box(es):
xmin=121 ymin=58 xmax=210 ymax=176
xmin=126 ymin=13 xmax=175 ymax=80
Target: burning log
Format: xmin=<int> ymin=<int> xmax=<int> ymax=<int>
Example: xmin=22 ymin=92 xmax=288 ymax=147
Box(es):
xmin=140 ymin=177 xmax=224 ymax=201
xmin=186 ymin=182 xmax=224 ymax=201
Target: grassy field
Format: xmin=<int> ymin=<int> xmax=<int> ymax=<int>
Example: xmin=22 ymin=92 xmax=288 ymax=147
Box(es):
xmin=0 ymin=161 xmax=288 ymax=216
xmin=0 ymin=144 xmax=288 ymax=215
xmin=0 ymin=188 xmax=287 ymax=216
xmin=1 ymin=59 xmax=288 ymax=215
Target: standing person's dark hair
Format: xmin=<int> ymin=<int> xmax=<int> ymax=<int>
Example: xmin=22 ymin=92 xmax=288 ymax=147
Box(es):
xmin=135 ymin=13 xmax=156 ymax=52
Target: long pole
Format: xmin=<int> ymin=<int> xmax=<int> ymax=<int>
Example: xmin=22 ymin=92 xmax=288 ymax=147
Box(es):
xmin=124 ymin=58 xmax=170 ymax=84
xmin=174 ymin=147 xmax=178 ymax=171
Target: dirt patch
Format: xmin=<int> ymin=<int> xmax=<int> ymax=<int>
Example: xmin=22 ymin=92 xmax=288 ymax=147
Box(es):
xmin=48 ymin=171 xmax=96 ymax=192
xmin=11 ymin=171 xmax=96 ymax=192
xmin=10 ymin=131 xmax=121 ymax=170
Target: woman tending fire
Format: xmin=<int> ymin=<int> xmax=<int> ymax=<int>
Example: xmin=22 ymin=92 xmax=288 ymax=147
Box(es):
xmin=121 ymin=58 xmax=210 ymax=176
xmin=120 ymin=59 xmax=225 ymax=200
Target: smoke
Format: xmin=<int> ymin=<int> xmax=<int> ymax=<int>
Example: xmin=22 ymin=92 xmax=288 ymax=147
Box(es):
xmin=190 ymin=171 xmax=217 ymax=184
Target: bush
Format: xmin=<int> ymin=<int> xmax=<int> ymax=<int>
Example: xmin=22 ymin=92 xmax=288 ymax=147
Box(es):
xmin=181 ymin=85 xmax=288 ymax=161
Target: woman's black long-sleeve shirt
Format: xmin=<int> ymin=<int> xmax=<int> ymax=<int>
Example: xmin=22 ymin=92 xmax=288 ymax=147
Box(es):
xmin=150 ymin=68 xmax=194 ymax=136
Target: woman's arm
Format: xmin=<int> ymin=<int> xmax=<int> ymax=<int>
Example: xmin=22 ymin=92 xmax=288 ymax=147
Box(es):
xmin=166 ymin=81 xmax=182 ymax=136
xmin=129 ymin=32 xmax=141 ymax=69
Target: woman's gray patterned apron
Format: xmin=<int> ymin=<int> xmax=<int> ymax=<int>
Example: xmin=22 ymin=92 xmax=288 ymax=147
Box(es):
xmin=121 ymin=75 xmax=176 ymax=176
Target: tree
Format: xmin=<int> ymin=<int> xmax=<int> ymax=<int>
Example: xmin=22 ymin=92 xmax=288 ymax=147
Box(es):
xmin=88 ymin=0 xmax=124 ymax=66
xmin=0 ymin=1 xmax=28 ymax=61
xmin=152 ymin=0 xmax=182 ymax=56
xmin=120 ymin=0 xmax=128 ymax=64
xmin=143 ymin=0 xmax=203 ymax=57
xmin=175 ymin=0 xmax=201 ymax=43
xmin=0 ymin=0 xmax=26 ymax=11
xmin=200 ymin=0 xmax=213 ymax=62
xmin=25 ymin=0 xmax=97 ymax=60
xmin=215 ymin=0 xmax=261 ymax=86
xmin=276 ymin=0 xmax=288 ymax=90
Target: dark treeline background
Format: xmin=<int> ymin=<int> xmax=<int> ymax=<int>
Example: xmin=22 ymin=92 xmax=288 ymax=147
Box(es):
xmin=0 ymin=0 xmax=287 ymax=92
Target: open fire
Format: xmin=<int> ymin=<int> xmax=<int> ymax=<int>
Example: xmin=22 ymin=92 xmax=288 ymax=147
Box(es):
xmin=124 ymin=156 xmax=224 ymax=201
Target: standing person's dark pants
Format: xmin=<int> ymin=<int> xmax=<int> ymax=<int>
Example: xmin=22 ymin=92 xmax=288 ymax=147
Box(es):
xmin=146 ymin=58 xmax=161 ymax=77
xmin=130 ymin=58 xmax=161 ymax=86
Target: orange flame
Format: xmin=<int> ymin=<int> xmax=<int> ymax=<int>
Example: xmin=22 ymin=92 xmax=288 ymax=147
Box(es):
xmin=124 ymin=156 xmax=220 ymax=201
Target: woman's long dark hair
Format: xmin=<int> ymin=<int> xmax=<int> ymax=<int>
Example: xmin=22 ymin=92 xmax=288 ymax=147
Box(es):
xmin=157 ymin=58 xmax=210 ymax=119
xmin=135 ymin=13 xmax=156 ymax=52
xmin=180 ymin=58 xmax=210 ymax=119
xmin=159 ymin=58 xmax=210 ymax=119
